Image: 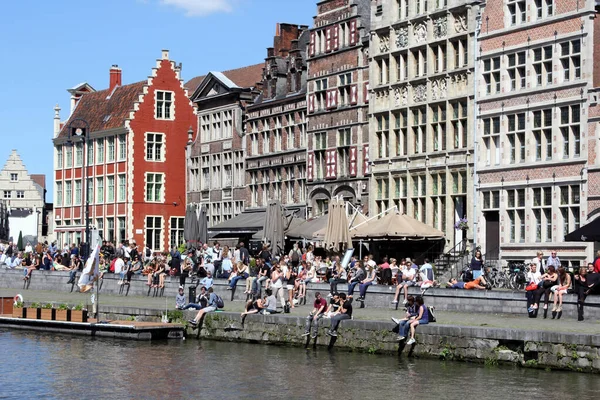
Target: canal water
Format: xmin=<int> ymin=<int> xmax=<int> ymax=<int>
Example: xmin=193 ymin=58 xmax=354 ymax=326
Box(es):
xmin=1 ymin=329 xmax=598 ymax=399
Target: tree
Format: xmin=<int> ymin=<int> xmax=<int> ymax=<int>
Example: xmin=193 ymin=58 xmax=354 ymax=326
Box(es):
xmin=17 ymin=231 xmax=23 ymax=251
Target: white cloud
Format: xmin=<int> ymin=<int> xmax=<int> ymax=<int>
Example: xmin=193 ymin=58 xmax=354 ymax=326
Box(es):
xmin=160 ymin=0 xmax=235 ymax=16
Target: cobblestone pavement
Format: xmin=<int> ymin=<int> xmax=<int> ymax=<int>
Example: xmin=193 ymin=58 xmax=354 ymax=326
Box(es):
xmin=2 ymin=287 xmax=599 ymax=335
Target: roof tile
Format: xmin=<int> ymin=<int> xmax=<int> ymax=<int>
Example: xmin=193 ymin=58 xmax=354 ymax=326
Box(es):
xmin=57 ymin=81 xmax=146 ymax=137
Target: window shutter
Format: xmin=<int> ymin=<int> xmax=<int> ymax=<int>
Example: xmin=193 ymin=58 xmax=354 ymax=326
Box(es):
xmin=326 ymin=90 xmax=331 ymax=109
xmin=326 ymin=149 xmax=336 ymax=180
xmin=363 ymin=144 xmax=370 ymax=175
xmin=310 ymin=32 xmax=316 ymax=57
xmin=326 ymin=27 xmax=332 ymax=53
xmin=326 ymin=89 xmax=338 ymax=110
xmin=333 ymin=25 xmax=339 ymax=50
xmin=331 ymin=150 xmax=338 ymax=179
xmin=350 ymin=84 xmax=358 ymax=105
xmin=350 ymin=20 xmax=357 ymax=45
xmin=308 ymin=94 xmax=315 ymax=113
xmin=364 ymin=83 xmax=369 ymax=103
xmin=349 ymin=146 xmax=358 ymax=177
xmin=307 ymin=152 xmax=314 ymax=182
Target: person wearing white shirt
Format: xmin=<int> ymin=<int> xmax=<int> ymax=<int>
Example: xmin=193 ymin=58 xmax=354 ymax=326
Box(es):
xmin=0 ymin=251 xmax=6 ymax=266
xmin=532 ymin=251 xmax=545 ymax=274
xmin=526 ymin=263 xmax=542 ymax=285
xmin=25 ymin=243 xmax=33 ymax=254
xmin=9 ymin=254 xmax=22 ymax=269
xmin=114 ymin=256 xmax=125 ymax=274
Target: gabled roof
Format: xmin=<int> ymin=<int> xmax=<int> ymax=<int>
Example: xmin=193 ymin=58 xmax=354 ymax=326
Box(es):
xmin=30 ymin=174 xmax=46 ymax=190
xmin=184 ymin=63 xmax=264 ymax=96
xmin=56 ymin=81 xmax=146 ymax=138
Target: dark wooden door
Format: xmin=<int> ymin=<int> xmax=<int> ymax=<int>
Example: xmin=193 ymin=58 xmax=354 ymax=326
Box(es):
xmin=485 ymin=211 xmax=499 ymax=260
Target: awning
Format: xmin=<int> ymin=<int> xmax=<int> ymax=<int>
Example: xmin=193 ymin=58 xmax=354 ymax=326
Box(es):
xmin=286 ymin=216 xmax=328 ymax=240
xmin=350 ymin=211 xmax=445 ymax=240
xmin=208 ymin=210 xmax=266 ymax=235
xmin=565 ymin=217 xmax=600 ymax=242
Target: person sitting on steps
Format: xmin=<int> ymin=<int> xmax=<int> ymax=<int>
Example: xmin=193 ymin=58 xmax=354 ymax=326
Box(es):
xmin=528 ymin=265 xmax=558 ymax=316
xmin=392 ymin=260 xmax=417 ymax=304
xmin=551 ymin=266 xmax=571 ymax=319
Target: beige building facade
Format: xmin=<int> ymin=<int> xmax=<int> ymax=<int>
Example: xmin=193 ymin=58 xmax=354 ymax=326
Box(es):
xmin=368 ymin=0 xmax=483 ymax=252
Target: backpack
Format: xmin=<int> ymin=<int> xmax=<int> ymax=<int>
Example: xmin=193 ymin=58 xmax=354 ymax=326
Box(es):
xmin=284 ymin=301 xmax=291 ymax=313
xmin=291 ymin=250 xmax=300 ymax=263
xmin=214 ymin=294 xmax=224 ymax=309
xmin=427 ymin=306 xmax=436 ymax=323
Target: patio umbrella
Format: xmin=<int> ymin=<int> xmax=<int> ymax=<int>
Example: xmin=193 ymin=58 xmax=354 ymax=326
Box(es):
xmin=184 ymin=205 xmax=199 ymax=249
xmin=263 ymin=200 xmax=285 ymax=257
xmin=351 ymin=211 xmax=444 ymax=240
xmin=323 ymin=198 xmax=352 ymax=253
xmin=197 ymin=206 xmax=208 ymax=246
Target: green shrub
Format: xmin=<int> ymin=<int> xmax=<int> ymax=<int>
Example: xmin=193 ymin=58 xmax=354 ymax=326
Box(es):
xmin=42 ymin=303 xmax=53 ymax=309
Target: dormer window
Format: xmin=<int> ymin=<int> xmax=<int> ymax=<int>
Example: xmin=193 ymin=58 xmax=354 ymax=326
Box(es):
xmin=10 ymin=173 xmax=17 ymax=181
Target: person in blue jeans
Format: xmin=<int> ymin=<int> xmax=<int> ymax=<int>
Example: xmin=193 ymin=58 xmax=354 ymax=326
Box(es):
xmin=347 ymin=262 xmax=365 ymax=298
xmin=392 ymin=295 xmax=417 ymax=341
xmin=228 ymin=261 xmax=249 ymax=290
xmin=406 ymin=295 xmax=428 ymax=345
xmin=357 ymin=265 xmax=377 ymax=301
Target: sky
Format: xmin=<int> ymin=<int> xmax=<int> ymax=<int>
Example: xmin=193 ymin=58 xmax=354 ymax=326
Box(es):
xmin=0 ymin=0 xmax=316 ymax=202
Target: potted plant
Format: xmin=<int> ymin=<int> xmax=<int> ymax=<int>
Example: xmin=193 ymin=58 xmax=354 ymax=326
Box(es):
xmin=12 ymin=301 xmax=24 ymax=318
xmin=40 ymin=303 xmax=55 ymax=320
xmin=26 ymin=302 xmax=41 ymax=320
xmin=71 ymin=303 xmax=88 ymax=323
xmin=55 ymin=303 xmax=70 ymax=322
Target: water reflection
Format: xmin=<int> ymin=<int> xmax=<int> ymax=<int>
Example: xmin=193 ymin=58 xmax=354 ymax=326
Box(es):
xmin=0 ymin=329 xmax=599 ymax=400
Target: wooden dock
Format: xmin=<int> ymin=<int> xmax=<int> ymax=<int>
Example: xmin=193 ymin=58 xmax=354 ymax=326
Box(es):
xmin=0 ymin=315 xmax=184 ymax=340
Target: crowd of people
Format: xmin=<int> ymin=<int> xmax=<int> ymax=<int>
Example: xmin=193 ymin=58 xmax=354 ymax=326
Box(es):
xmin=2 ymin=238 xmax=599 ymax=340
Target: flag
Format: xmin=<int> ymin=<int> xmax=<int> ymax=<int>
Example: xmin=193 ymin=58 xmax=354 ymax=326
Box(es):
xmin=78 ymin=243 xmax=100 ymax=292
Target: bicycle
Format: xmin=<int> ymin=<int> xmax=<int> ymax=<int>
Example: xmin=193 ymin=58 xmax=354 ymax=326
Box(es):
xmin=507 ymin=262 xmax=528 ymax=291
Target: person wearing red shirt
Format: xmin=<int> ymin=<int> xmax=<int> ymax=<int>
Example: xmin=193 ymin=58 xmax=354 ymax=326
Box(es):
xmin=593 ymin=251 xmax=600 ymax=273
xmin=302 ymin=292 xmax=328 ymax=338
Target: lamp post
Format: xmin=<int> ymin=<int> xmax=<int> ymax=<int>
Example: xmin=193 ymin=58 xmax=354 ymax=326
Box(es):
xmin=66 ymin=119 xmax=91 ymax=261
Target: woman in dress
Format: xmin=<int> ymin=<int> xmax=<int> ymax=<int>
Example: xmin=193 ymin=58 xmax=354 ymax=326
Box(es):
xmin=469 ymin=250 xmax=484 ymax=279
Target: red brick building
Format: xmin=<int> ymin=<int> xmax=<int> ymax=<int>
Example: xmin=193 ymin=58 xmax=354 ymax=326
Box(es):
xmin=245 ymin=23 xmax=309 ymax=216
xmin=306 ymin=0 xmax=371 ymax=216
xmin=52 ymin=50 xmax=197 ymax=252
xmin=476 ymin=1 xmax=600 ymax=265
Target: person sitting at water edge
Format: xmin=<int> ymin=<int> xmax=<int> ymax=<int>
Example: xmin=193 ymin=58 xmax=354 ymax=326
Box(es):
xmin=302 ymin=292 xmax=328 ymax=338
xmin=391 ymin=295 xmax=417 ymax=341
xmin=188 ymin=287 xmax=218 ymax=327
xmin=405 ymin=295 xmax=429 ymax=345
xmin=326 ymin=293 xmax=352 ymax=337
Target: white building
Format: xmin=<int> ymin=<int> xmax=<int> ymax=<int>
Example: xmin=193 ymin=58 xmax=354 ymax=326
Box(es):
xmin=0 ymin=150 xmax=48 ymax=244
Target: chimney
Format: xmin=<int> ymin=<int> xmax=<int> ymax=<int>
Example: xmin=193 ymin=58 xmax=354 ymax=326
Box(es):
xmin=109 ymin=65 xmax=122 ymax=92
xmin=53 ymin=104 xmax=61 ymax=139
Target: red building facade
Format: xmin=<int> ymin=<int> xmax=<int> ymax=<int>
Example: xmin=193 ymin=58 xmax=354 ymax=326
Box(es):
xmin=52 ymin=50 xmax=197 ymax=251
